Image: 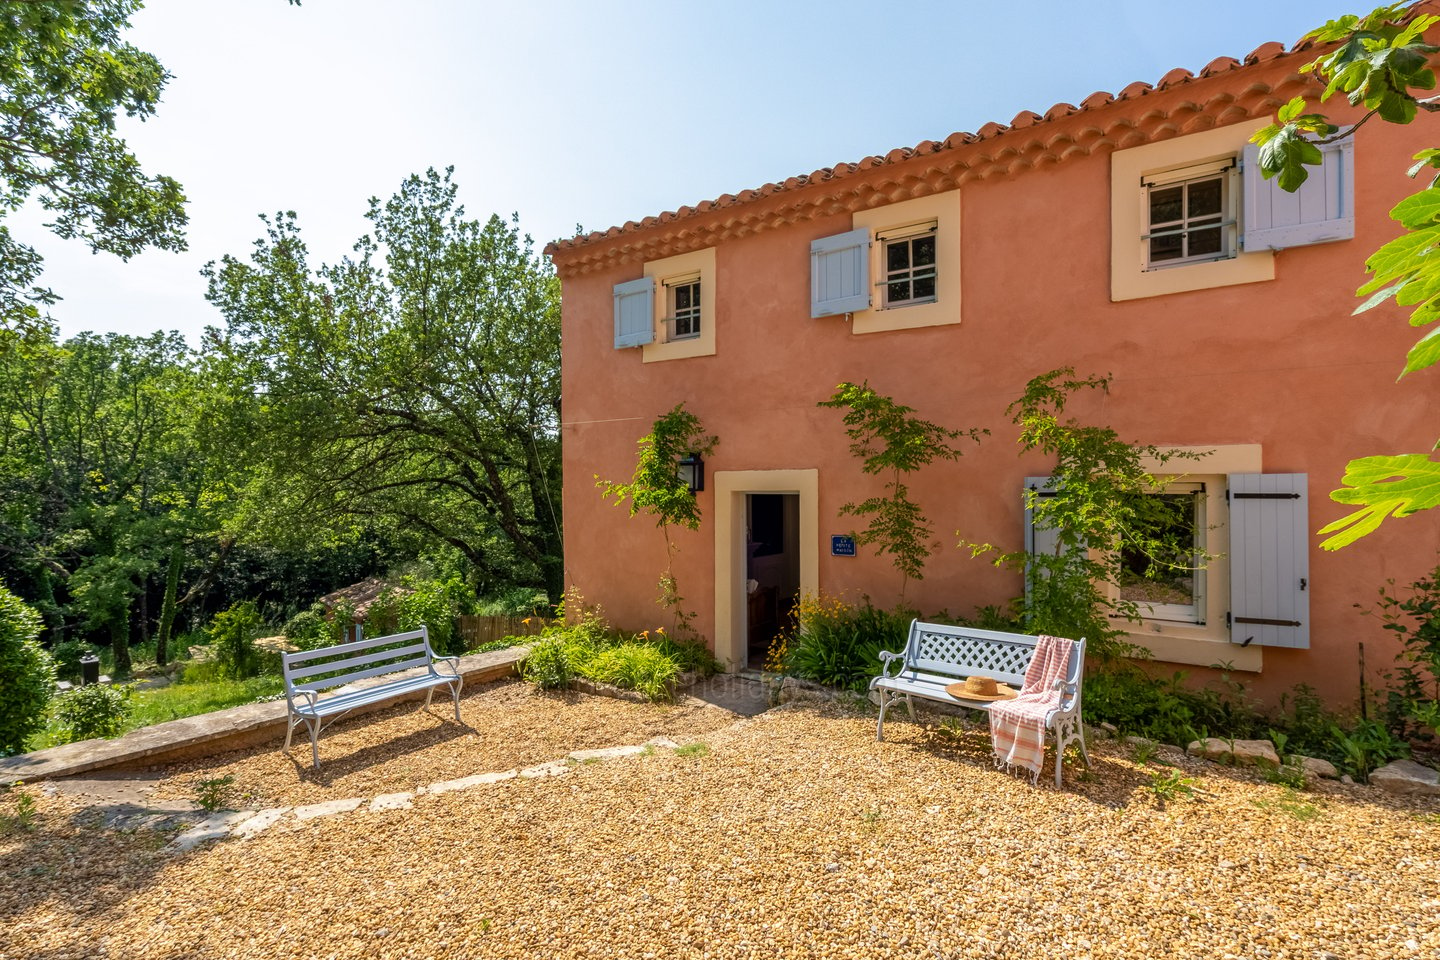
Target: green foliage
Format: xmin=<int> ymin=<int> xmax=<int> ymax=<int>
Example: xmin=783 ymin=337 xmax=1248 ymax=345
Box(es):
xmin=674 ymin=742 xmax=710 ymax=758
xmin=207 ymin=601 xmax=264 ymax=680
xmin=0 ymin=582 xmax=55 ymax=755
xmin=0 ymin=783 xmax=38 ymax=834
xmin=476 ymin=587 xmax=550 ymax=618
xmin=780 ymin=594 xmax=915 ymax=692
xmin=1146 ymin=769 xmax=1199 ymax=804
xmin=1366 ymin=561 xmax=1440 ymax=740
xmin=1259 ymin=760 xmax=1308 ymax=791
xmin=520 ymin=636 xmax=573 ymax=691
xmin=963 ymin=368 xmax=1202 ymax=659
xmin=396 ymin=575 xmax=477 ymax=657
xmin=1252 ymin=786 xmax=1320 ymax=821
xmin=819 ymin=382 xmax=984 ymax=592
xmin=53 ymin=683 xmax=131 ymax=742
xmin=597 ymin=403 xmax=718 ymax=533
xmin=205 ymin=168 xmax=564 ymax=600
xmin=584 ymin=644 xmax=681 ymax=701
xmin=48 ymin=640 xmax=99 ymax=681
xmin=193 ymin=775 xmax=236 ymax=813
xmin=0 ymin=0 xmax=187 ymax=336
xmin=1329 ymin=718 xmax=1409 ymax=782
xmin=281 ymin=605 xmax=337 ymax=652
xmin=1252 ymin=5 xmax=1440 ymax=549
xmin=518 ymin=598 xmax=712 ymax=701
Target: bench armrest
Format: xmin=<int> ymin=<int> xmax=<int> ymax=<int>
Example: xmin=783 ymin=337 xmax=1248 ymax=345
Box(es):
xmin=287 ymin=687 xmax=318 ymax=713
xmin=1053 ymin=676 xmax=1080 ymax=712
xmin=432 ymin=655 xmax=461 ymax=679
xmin=876 ymin=650 xmax=906 ymax=679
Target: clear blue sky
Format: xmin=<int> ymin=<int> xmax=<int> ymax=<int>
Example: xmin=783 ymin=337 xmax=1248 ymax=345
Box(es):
xmin=24 ymin=0 xmax=1358 ymax=344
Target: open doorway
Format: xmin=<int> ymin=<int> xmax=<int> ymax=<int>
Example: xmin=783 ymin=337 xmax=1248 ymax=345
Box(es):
xmin=745 ymin=493 xmax=799 ymax=669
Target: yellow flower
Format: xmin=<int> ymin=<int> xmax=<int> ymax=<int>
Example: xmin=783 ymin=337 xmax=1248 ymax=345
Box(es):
xmin=656 ymin=626 xmax=666 ymax=634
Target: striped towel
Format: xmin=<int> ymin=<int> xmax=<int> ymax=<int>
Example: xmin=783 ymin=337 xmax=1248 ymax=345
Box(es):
xmin=988 ymin=635 xmax=1074 ymax=783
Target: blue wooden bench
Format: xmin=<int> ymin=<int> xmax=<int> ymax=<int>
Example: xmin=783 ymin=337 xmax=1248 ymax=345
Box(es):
xmin=281 ymin=626 xmax=462 ymax=769
xmin=869 ymin=620 xmax=1088 ymax=786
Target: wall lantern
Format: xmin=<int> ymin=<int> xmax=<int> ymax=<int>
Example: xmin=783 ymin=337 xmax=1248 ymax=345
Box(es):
xmin=677 ymin=452 xmax=705 ymax=493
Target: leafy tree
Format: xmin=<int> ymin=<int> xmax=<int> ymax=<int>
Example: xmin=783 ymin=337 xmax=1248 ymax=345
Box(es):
xmin=203 ymin=168 xmax=564 ymax=601
xmin=597 ymin=403 xmax=718 ymax=638
xmin=819 ymin=381 xmax=983 ymax=597
xmin=1251 ymin=4 xmax=1440 ymax=548
xmin=0 ymin=0 xmax=187 ymax=337
xmin=0 ymin=580 xmax=54 ymax=755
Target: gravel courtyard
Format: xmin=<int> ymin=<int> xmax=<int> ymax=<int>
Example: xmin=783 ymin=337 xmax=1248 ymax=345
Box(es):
xmin=2 ymin=681 xmax=1437 ymax=960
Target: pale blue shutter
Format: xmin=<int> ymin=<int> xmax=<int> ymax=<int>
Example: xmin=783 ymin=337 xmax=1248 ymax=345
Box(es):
xmin=1227 ymin=473 xmax=1309 ymax=649
xmin=810 ymin=228 xmax=870 ymax=318
xmin=1023 ymin=476 xmax=1061 ymax=604
xmin=613 ymin=277 xmax=655 ymax=349
xmin=1242 ymin=140 xmax=1354 ymax=251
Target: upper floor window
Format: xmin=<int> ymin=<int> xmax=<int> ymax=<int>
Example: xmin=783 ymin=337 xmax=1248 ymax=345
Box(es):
xmin=665 ymin=276 xmax=701 ymax=341
xmin=808 ymin=190 xmax=960 ymax=334
xmin=1143 ymin=160 xmax=1236 ymax=270
xmin=881 ymin=226 xmax=938 ymax=307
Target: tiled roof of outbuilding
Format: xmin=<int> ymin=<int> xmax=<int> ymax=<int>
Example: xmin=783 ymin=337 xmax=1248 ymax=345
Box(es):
xmin=543 ymin=31 xmax=1329 ymax=276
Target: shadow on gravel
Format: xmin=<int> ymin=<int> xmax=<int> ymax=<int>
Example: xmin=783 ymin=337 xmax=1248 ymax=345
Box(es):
xmin=287 ymin=714 xmax=479 ymax=785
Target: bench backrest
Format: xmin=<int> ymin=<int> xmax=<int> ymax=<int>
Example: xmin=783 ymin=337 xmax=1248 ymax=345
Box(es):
xmin=901 ymin=620 xmax=1086 ymax=700
xmin=282 ymin=626 xmax=437 ymax=696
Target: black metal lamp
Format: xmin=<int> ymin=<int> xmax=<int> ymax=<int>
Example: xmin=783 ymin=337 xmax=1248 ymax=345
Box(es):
xmin=677 ymin=452 xmax=705 ymax=493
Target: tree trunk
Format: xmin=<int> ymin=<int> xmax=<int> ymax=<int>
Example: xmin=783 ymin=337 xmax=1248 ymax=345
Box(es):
xmin=111 ymin=610 xmax=132 ymax=678
xmin=155 ymin=541 xmax=183 ymax=667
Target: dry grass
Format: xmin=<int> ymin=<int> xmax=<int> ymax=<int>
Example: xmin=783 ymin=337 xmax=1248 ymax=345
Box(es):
xmin=2 ymin=683 xmax=1438 ymax=960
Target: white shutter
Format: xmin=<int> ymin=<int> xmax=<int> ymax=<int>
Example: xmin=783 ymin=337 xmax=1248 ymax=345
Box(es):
xmin=810 ymin=227 xmax=871 ymax=317
xmin=1227 ymin=473 xmax=1310 ymax=649
xmin=613 ymin=277 xmax=655 ymax=349
xmin=1023 ymin=476 xmax=1061 ymax=604
xmin=1242 ymin=140 xmax=1354 ymax=251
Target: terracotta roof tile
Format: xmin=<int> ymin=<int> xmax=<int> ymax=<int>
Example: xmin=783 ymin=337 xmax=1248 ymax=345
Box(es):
xmin=545 ymin=9 xmax=1437 ymax=271
xmin=1157 ymin=67 xmax=1195 ymax=89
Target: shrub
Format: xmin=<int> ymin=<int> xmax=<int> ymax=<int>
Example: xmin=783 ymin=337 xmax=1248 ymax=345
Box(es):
xmin=397 ymin=575 xmax=477 ymax=656
xmin=0 ymin=583 xmax=55 ymax=755
xmin=518 ymin=597 xmax=705 ymax=700
xmin=281 ymin=605 xmax=337 ymax=651
xmin=582 ymin=643 xmax=680 ymax=700
xmin=780 ymin=594 xmax=915 ymax=692
xmin=1367 ymin=561 xmax=1440 ymax=741
xmin=48 ymin=639 xmax=99 ymax=682
xmin=476 ymin=586 xmax=549 ymax=618
xmin=207 ymin=601 xmax=265 ymax=680
xmin=521 ymin=637 xmax=573 ymax=690
xmin=54 ymin=684 xmax=132 ymax=742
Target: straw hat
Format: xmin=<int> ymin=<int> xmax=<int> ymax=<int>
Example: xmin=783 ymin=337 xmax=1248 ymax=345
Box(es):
xmin=945 ymin=676 xmax=1019 ymax=701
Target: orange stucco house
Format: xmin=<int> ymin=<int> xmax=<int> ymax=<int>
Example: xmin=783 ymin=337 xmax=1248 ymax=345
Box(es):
xmin=545 ymin=28 xmax=1440 ymax=707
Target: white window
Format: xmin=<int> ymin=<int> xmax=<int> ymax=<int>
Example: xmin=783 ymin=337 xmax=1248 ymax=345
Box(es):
xmin=1118 ymin=482 xmax=1206 ymax=624
xmin=809 ymin=191 xmax=960 ymax=334
xmin=1024 ymin=466 xmax=1310 ymax=668
xmin=1143 ymin=160 xmax=1237 ymax=270
xmin=1112 ymin=124 xmax=1356 ymax=301
xmin=663 ymin=275 xmax=701 ymax=341
xmin=880 ymin=224 xmax=938 ymax=307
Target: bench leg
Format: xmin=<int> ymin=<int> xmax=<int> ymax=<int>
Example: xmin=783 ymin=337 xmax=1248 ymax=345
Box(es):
xmin=450 ymin=677 xmax=463 ymax=723
xmin=904 ymin=693 xmax=915 ymax=722
xmin=1051 ymin=714 xmax=1088 ymax=788
xmin=875 ymin=690 xmax=892 ymax=742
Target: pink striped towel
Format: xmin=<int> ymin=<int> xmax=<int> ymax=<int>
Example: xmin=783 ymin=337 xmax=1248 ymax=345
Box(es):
xmin=988 ymin=635 xmax=1074 ymax=783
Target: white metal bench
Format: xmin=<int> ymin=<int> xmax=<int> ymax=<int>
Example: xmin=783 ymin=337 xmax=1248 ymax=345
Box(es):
xmin=281 ymin=626 xmax=462 ymax=769
xmin=869 ymin=620 xmax=1088 ymax=787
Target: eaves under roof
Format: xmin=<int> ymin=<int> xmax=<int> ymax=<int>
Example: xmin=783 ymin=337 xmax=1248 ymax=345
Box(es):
xmin=544 ymin=31 xmax=1338 ymax=279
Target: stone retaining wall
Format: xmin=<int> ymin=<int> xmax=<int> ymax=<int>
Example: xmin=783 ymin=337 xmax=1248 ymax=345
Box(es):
xmin=0 ymin=647 xmax=527 ymax=786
